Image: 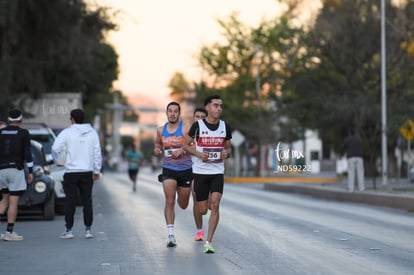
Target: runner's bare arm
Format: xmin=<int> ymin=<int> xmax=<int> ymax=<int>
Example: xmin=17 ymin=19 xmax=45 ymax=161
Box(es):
xmin=170 ymin=122 xmax=190 ymax=158
xmin=222 ymin=140 xmax=232 ymax=159
xmin=153 ymin=126 xmax=163 ymax=156
xmin=183 ymin=135 xmax=195 ymax=155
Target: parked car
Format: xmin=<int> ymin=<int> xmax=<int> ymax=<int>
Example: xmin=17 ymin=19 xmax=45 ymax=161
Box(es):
xmin=17 ymin=140 xmax=55 ymax=220
xmin=20 ymin=122 xmax=66 ymax=212
xmin=20 ymin=122 xmax=56 ymax=160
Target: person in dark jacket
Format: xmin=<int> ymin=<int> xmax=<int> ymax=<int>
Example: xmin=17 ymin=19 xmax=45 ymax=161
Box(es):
xmin=343 ymin=127 xmax=365 ymax=192
xmin=0 ymin=109 xmax=34 ymax=241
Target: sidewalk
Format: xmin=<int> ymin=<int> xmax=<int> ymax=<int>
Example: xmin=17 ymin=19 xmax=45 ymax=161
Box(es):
xmin=225 ymin=173 xmax=414 ymax=212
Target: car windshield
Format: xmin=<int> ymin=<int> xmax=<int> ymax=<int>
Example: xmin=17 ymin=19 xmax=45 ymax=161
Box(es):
xmin=30 ymin=134 xmax=54 ymax=155
xmin=31 ymin=145 xmax=44 ymax=166
xmin=21 ymin=123 xmax=56 ymax=156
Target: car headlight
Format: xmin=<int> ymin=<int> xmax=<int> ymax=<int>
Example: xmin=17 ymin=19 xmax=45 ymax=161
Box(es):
xmin=34 ymin=166 xmax=44 ymax=176
xmin=34 ymin=181 xmax=47 ymax=193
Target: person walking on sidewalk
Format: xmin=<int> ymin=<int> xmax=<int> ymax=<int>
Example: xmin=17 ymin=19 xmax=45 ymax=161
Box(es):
xmin=153 ymin=102 xmax=193 ymax=247
xmin=184 ymin=95 xmax=232 ymax=253
xmin=125 ymin=144 xmax=144 ymax=192
xmin=0 ymin=110 xmax=34 ymax=241
xmin=52 ymin=109 xmax=102 ymax=239
xmin=343 ymin=126 xmax=365 ymax=192
xmin=191 ymin=108 xmax=208 ymax=242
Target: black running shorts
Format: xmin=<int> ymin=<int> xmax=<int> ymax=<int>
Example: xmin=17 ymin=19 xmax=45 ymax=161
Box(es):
xmin=193 ymin=173 xmax=224 ymax=201
xmin=161 ymin=167 xmax=192 ymax=188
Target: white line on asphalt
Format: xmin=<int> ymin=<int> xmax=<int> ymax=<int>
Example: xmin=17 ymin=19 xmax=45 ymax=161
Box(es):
xmin=100 ymin=263 xmax=120 ymax=275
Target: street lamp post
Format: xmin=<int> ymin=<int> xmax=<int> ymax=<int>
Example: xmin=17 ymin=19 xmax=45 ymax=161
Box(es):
xmin=253 ymin=45 xmax=266 ymax=176
xmin=381 ymin=0 xmax=388 ymax=186
xmin=105 ymin=94 xmax=161 ymax=171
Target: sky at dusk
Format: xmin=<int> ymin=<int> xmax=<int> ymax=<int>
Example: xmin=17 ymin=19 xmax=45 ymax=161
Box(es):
xmin=97 ymin=0 xmax=288 ymax=103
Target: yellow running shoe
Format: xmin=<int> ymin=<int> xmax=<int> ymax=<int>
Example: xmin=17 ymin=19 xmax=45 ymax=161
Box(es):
xmin=204 ymin=241 xmax=215 ymax=253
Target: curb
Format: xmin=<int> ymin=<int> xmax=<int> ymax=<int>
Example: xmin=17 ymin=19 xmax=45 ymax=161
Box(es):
xmin=225 ymin=176 xmax=340 ymax=184
xmin=263 ymin=182 xmax=414 ymax=212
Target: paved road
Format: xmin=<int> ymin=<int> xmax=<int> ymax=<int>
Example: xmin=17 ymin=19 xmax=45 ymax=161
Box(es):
xmin=1 ymin=170 xmax=413 ymax=274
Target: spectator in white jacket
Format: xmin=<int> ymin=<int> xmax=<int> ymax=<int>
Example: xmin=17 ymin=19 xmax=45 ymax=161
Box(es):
xmin=52 ymin=109 xmax=102 ymax=239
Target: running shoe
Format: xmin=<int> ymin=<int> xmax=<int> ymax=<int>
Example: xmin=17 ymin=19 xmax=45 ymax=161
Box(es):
xmin=204 ymin=241 xmax=215 ymax=253
xmin=167 ymin=234 xmax=177 ymax=247
xmin=85 ymin=230 xmax=93 ymax=239
xmin=60 ymin=230 xmax=74 ymax=239
xmin=195 ymin=230 xmax=204 ymax=241
xmin=2 ymin=231 xmax=23 ymax=241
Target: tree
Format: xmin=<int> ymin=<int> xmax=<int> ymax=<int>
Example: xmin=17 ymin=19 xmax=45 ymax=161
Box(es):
xmin=183 ymin=13 xmax=308 ymax=175
xmin=281 ymin=0 xmax=414 ymax=176
xmin=168 ymin=72 xmax=191 ymax=102
xmin=0 ymin=0 xmax=119 ymax=121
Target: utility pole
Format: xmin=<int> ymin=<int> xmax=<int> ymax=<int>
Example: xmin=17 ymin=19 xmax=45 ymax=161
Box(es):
xmin=254 ymin=45 xmax=266 ymax=177
xmin=381 ymin=0 xmax=388 ymax=186
xmin=106 ymin=94 xmax=161 ymax=171
xmin=108 ymin=93 xmax=123 ymax=171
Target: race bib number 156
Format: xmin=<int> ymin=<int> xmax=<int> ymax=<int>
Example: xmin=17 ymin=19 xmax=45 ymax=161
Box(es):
xmin=203 ymin=148 xmax=222 ymax=163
